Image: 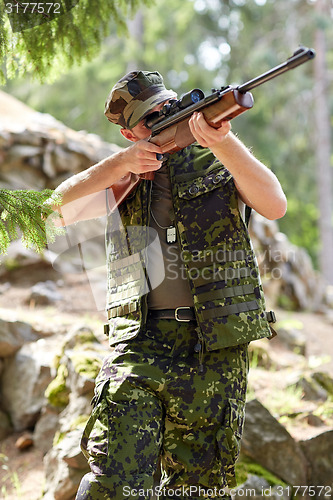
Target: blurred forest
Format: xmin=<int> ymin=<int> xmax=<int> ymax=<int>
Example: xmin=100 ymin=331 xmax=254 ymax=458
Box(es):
xmin=1 ymin=0 xmax=333 ymax=281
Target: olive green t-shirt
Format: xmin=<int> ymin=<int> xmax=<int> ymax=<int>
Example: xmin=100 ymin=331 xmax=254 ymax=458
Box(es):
xmin=147 ymin=163 xmax=194 ymax=310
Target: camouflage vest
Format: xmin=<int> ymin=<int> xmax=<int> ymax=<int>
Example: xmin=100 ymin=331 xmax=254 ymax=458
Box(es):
xmin=105 ymin=145 xmax=272 ymax=350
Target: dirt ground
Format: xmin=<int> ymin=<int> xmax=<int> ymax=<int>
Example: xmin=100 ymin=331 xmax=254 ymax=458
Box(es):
xmin=1 ymin=263 xmax=333 ymax=499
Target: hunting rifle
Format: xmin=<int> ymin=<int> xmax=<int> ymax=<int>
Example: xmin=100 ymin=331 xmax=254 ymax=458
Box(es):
xmin=108 ymin=46 xmax=315 ymax=211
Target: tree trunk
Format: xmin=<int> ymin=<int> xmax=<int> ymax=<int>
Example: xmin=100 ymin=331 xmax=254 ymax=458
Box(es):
xmin=314 ymin=0 xmax=333 ymax=285
xmin=126 ymin=10 xmax=145 ymax=72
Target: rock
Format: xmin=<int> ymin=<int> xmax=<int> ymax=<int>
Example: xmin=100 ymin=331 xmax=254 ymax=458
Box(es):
xmin=241 ymin=399 xmax=308 ymax=486
xmin=0 ymin=408 xmax=12 ymax=440
xmin=0 ymin=239 xmax=53 ymax=276
xmin=234 ymin=474 xmax=270 ymax=499
xmin=0 ymin=89 xmax=120 ymax=194
xmin=44 ymin=326 xmax=107 ymax=408
xmin=15 ymin=432 xmax=34 ymax=450
xmin=234 ymin=473 xmax=291 ymax=499
xmin=312 ymin=371 xmax=333 ymax=396
xmin=28 ymin=280 xmax=64 ymax=305
xmin=0 ymin=282 xmax=11 ymax=294
xmin=65 ymin=346 xmax=107 ymax=397
xmin=33 ymin=405 xmax=61 ymax=454
xmin=305 ymin=413 xmax=325 ymax=427
xmin=326 ymin=286 xmax=333 ymax=308
xmin=296 ymin=373 xmax=328 ymax=401
xmin=275 ymin=327 xmax=307 ymax=356
xmin=248 ymin=340 xmax=277 ymax=370
xmin=43 ymin=444 xmax=87 ymax=500
xmin=0 ymin=162 xmax=46 ymax=190
xmin=1 ymin=337 xmax=60 ymax=430
xmin=59 ymin=429 xmax=89 ymax=470
xmin=45 ymin=363 xmax=71 ymax=409
xmin=40 ymin=326 xmax=108 ymax=499
xmin=250 ymin=213 xmax=325 ymax=312
xmin=0 ymin=317 xmax=38 ymax=357
xmin=300 ymin=430 xmax=333 ymax=488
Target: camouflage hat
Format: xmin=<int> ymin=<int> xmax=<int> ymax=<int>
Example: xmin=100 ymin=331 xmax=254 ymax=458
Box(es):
xmin=104 ymin=70 xmax=177 ymax=129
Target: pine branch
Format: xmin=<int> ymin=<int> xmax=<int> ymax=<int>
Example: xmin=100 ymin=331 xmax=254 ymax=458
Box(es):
xmin=0 ymin=189 xmax=63 ymax=254
xmin=0 ymin=0 xmax=154 ymax=83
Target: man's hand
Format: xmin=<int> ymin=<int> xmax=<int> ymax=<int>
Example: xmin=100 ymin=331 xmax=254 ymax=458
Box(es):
xmin=122 ymin=139 xmax=164 ymax=176
xmin=189 ymin=111 xmax=231 ymax=148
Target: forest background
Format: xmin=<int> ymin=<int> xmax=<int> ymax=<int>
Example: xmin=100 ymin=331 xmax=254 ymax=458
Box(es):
xmin=1 ymin=0 xmax=332 ymax=285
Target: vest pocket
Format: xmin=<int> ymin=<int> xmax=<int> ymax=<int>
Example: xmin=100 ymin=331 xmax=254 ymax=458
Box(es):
xmin=216 ymin=397 xmax=245 ymax=488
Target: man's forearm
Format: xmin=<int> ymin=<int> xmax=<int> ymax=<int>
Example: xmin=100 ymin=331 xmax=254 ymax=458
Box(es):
xmin=210 ymin=132 xmax=287 ymax=220
xmin=53 ymin=151 xmax=129 ymax=207
xmin=49 ymin=138 xmax=165 ymax=225
xmin=188 ymin=112 xmax=287 ymax=221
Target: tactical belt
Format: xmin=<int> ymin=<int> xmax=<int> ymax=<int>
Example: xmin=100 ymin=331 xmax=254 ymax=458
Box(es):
xmin=148 ymin=307 xmax=196 ymax=322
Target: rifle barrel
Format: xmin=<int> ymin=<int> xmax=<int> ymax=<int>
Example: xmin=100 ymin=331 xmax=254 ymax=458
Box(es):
xmin=238 ymin=46 xmax=315 ymax=94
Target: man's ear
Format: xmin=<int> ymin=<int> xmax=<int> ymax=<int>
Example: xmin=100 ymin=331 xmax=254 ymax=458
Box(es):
xmin=120 ymin=128 xmax=138 ymax=142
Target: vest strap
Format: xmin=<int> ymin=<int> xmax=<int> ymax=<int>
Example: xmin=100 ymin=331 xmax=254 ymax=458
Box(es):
xmin=187 ymin=249 xmax=250 ymax=269
xmin=200 ymin=299 xmax=259 ymax=320
xmin=193 ymin=266 xmax=253 ymax=287
xmin=108 ymin=286 xmax=142 ymax=303
xmin=107 ymin=301 xmax=138 ymax=319
xmin=109 ymin=268 xmax=142 ymax=287
xmin=196 ymin=283 xmax=255 ymax=303
xmin=108 ymin=251 xmax=141 ymax=271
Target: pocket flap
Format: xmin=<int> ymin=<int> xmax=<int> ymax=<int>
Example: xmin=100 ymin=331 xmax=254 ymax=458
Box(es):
xmin=177 ymin=168 xmax=232 ymax=200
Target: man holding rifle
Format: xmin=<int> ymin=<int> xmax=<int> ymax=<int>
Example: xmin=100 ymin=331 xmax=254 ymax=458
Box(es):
xmin=53 ymin=70 xmax=286 ymax=499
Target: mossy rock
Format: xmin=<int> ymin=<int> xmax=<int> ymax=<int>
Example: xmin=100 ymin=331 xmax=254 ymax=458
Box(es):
xmin=70 ymin=414 xmax=90 ymax=430
xmin=75 ymin=328 xmax=99 ymax=345
xmin=312 ymin=371 xmax=333 ymax=396
xmin=53 ymin=414 xmax=90 ymax=446
xmin=236 ymin=454 xmax=287 ymax=487
xmin=45 ymin=363 xmax=70 ymax=408
xmin=69 ymin=351 xmax=104 ymax=380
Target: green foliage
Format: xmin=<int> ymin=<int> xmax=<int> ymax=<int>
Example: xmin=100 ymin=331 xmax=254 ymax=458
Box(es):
xmin=0 ymin=189 xmax=62 ymax=254
xmin=0 ymin=0 xmax=153 ymax=83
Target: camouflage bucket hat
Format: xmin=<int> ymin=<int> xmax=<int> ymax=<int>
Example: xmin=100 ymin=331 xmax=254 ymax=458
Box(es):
xmin=104 ymin=70 xmax=177 ymax=129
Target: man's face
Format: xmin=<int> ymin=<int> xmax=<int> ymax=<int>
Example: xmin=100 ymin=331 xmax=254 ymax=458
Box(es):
xmin=129 ymin=100 xmax=169 ymax=140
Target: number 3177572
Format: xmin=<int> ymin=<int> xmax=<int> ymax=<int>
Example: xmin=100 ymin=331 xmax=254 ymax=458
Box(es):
xmin=5 ymin=3 xmax=61 ymax=14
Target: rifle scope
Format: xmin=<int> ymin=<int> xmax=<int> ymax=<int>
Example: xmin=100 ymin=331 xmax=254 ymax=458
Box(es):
xmin=145 ymin=88 xmax=205 ymax=129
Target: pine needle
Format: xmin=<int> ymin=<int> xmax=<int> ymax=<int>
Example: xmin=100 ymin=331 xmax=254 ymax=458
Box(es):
xmin=0 ymin=189 xmax=63 ymax=254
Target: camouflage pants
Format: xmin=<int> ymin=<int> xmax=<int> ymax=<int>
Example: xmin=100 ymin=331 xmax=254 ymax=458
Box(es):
xmin=76 ymin=317 xmax=249 ymax=500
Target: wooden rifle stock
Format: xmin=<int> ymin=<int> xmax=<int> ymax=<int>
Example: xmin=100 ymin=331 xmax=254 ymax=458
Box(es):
xmin=107 ymin=46 xmax=315 ymax=212
xmin=149 ymin=89 xmax=254 ymax=154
